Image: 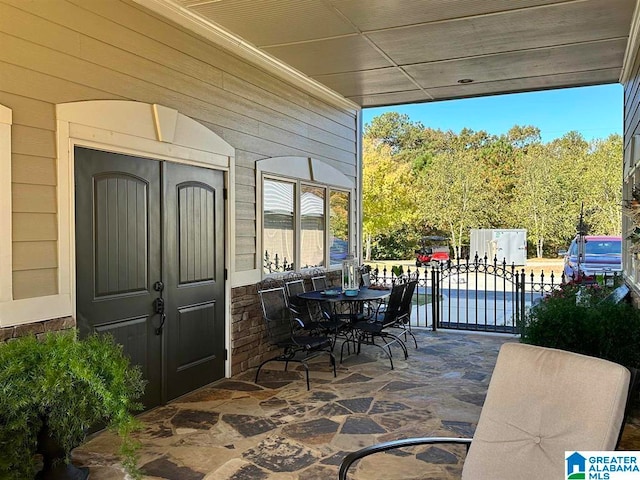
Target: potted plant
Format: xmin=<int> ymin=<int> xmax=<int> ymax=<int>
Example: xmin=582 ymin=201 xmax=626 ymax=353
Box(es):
xmin=0 ymin=330 xmax=146 ymax=480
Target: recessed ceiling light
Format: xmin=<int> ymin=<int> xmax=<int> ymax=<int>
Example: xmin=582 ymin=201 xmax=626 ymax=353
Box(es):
xmin=457 ymin=79 xmax=474 ymax=84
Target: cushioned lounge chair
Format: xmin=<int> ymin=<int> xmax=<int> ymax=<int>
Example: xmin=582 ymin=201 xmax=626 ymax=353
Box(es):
xmin=339 ymin=343 xmax=631 ymax=479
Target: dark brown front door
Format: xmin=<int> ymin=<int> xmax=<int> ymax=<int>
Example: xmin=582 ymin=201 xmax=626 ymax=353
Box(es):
xmin=75 ymin=147 xmax=225 ymax=408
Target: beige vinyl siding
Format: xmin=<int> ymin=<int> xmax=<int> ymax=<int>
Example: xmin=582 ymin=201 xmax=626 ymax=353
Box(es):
xmin=12 ymin=213 xmax=57 ymax=242
xmin=12 ymin=269 xmax=58 ymax=299
xmin=11 ymin=123 xmax=57 ymax=299
xmin=11 ymin=154 xmax=56 ymax=186
xmin=12 ymin=242 xmax=57 ymax=271
xmin=0 ymin=0 xmax=357 ymax=299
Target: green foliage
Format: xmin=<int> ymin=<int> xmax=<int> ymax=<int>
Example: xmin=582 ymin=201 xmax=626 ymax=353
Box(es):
xmin=363 ymin=113 xmax=622 ymax=260
xmin=364 ymin=112 xmax=425 ymax=153
xmin=369 ymin=225 xmax=420 ymax=260
xmin=391 ymin=265 xmax=404 ymax=278
xmin=0 ymin=331 xmax=146 ymax=479
xmin=417 ymin=148 xmax=491 ymax=257
xmin=521 ymin=284 xmax=640 ymax=371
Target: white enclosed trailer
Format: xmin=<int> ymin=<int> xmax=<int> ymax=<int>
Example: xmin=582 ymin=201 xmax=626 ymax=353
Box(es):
xmin=470 ymin=229 xmax=527 ymax=265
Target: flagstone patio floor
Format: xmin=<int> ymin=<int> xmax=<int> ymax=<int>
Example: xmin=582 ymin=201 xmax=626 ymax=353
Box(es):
xmin=74 ymin=330 xmax=640 ymax=479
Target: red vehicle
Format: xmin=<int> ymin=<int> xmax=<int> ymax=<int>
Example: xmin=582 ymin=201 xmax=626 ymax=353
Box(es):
xmin=415 ymin=236 xmax=450 ymax=267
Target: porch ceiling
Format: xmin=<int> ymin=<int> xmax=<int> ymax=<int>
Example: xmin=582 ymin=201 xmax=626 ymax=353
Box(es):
xmin=145 ymin=0 xmax=635 ymax=108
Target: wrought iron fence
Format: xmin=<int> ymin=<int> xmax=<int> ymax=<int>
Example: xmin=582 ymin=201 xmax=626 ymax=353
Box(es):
xmin=366 ymin=255 xmax=620 ymax=334
xmin=263 ymin=251 xmax=294 ymax=274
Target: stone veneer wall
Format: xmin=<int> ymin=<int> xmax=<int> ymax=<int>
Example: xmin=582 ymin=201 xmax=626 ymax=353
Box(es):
xmin=0 ymin=317 xmax=76 ymax=343
xmin=230 ymin=283 xmax=264 ymax=375
xmin=230 ymin=271 xmax=342 ymax=376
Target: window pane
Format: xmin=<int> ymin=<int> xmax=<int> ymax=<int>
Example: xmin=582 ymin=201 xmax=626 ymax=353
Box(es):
xmin=301 ymin=185 xmax=325 ymax=268
xmin=263 ymin=179 xmax=294 ymax=273
xmin=330 ymin=190 xmax=350 ymax=266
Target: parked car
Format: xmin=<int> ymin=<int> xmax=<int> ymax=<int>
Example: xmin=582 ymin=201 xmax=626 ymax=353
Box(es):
xmin=329 ymin=238 xmax=349 ymax=264
xmin=560 ymin=235 xmax=622 ymax=281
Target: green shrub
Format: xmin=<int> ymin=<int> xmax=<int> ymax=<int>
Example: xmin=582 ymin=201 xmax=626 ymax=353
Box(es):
xmin=370 ymin=225 xmax=421 ymax=260
xmin=0 ymin=330 xmax=146 ymax=479
xmin=521 ymin=283 xmax=640 ymax=371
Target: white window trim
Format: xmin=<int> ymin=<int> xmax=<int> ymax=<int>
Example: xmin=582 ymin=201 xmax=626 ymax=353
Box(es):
xmin=256 ymin=156 xmax=355 ymax=279
xmin=327 ymin=189 xmax=352 ymax=269
xmin=0 ymin=105 xmax=12 ymax=306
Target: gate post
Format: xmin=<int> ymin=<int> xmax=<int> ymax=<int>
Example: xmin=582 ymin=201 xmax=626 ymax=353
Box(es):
xmin=431 ymin=267 xmax=439 ymax=331
xmin=518 ymin=269 xmax=526 ymax=332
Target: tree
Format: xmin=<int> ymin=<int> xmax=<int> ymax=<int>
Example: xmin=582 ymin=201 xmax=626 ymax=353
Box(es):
xmin=361 ymin=113 xmax=622 ymax=261
xmin=364 ymin=112 xmax=425 ymax=153
xmin=581 ymin=134 xmax=622 ymax=235
xmin=418 ymin=148 xmax=491 ymax=258
xmin=511 ymin=143 xmax=562 ymax=257
xmin=362 ymin=137 xmax=416 ymax=260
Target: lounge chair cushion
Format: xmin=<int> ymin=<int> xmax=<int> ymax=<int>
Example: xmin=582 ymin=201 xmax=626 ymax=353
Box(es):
xmin=462 ymin=343 xmax=630 ymax=479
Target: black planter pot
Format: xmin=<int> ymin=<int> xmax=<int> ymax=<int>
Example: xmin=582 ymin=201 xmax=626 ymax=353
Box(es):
xmin=35 ymin=424 xmax=89 ymax=480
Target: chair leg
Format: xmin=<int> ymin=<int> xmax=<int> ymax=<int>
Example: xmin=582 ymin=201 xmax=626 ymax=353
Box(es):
xmin=403 ymin=323 xmax=418 ymax=348
xmin=330 ymin=351 xmax=337 ymax=377
xmin=358 ymin=333 xmax=394 ymax=369
xmin=407 ymin=327 xmax=418 ymax=349
xmin=301 ymin=362 xmax=310 ymax=390
xmin=385 ymin=332 xmax=409 ymax=359
xmin=378 ymin=343 xmax=394 ymax=369
xmin=255 ymin=356 xmax=280 ymax=384
xmin=340 ymin=339 xmax=349 ymax=363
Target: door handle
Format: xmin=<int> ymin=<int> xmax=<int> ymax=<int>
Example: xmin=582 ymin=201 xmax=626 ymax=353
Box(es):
xmin=153 ymin=297 xmax=165 ymax=314
xmin=153 ymin=281 xmax=165 ymax=334
xmin=153 ymin=297 xmax=165 ymax=334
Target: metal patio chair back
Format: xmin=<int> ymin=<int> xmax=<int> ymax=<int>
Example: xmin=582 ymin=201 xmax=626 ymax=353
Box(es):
xmin=393 ymin=278 xmax=418 ymax=348
xmin=283 ymin=274 xmax=315 ymax=327
xmin=311 ymin=275 xmax=328 ymax=291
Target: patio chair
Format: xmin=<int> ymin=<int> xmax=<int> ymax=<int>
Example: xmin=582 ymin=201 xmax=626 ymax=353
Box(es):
xmin=311 ymin=273 xmax=355 ymax=321
xmin=358 ymin=268 xmax=383 ymax=319
xmin=360 ymin=270 xmax=371 ymax=288
xmin=391 ymin=277 xmax=418 ymax=348
xmin=283 ymin=273 xmax=316 ymax=327
xmin=345 ymin=281 xmax=408 ymax=369
xmin=338 ymin=342 xmax=631 ymax=479
xmin=311 ymin=273 xmax=329 ymax=291
xmin=255 ymin=279 xmax=336 ymax=390
xmin=284 ymin=274 xmax=346 ymax=347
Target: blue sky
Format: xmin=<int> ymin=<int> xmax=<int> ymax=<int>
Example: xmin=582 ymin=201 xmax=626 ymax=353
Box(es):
xmin=362 ymin=84 xmax=623 ymax=143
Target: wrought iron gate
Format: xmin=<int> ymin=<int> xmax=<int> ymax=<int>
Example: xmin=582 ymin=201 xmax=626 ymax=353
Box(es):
xmin=370 ymin=255 xmax=564 ymax=334
xmin=431 ymin=256 xmax=525 ymax=333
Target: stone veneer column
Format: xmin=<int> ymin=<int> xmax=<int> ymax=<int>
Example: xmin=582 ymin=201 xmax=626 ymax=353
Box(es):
xmin=230 ymin=270 xmax=343 ymax=376
xmin=230 ymin=284 xmax=274 ymax=375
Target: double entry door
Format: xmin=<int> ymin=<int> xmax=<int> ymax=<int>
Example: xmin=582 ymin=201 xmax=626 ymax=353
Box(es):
xmin=75 ymin=147 xmax=225 ymax=408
